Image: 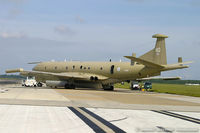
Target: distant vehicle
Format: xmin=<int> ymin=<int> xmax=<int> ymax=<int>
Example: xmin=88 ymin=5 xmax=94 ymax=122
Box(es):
xmin=131 ymin=82 xmax=140 ymax=90
xmin=144 ymin=82 xmax=152 ymax=90
xmin=22 ymin=77 xmax=37 ymax=87
xmin=185 ymin=83 xmax=200 ymax=86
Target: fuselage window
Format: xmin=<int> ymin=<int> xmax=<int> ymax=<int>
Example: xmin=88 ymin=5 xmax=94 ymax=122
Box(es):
xmin=45 ymin=66 xmax=46 ymax=70
xmin=100 ymin=67 xmax=103 ymax=70
xmin=80 ymin=66 xmax=83 ymax=69
xmin=55 ymin=66 xmax=57 ymax=70
xmin=84 ymin=67 xmax=86 ymax=69
xmin=66 ymin=66 xmax=68 ymax=70
xmin=72 ymin=65 xmax=75 ymax=69
xmin=88 ymin=67 xmax=90 ymax=70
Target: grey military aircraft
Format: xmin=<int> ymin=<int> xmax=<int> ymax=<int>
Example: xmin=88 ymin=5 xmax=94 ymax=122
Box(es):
xmin=6 ymin=34 xmax=191 ymax=90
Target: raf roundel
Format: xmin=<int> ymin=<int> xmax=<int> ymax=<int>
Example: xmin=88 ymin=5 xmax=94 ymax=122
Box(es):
xmin=117 ymin=67 xmax=120 ymax=72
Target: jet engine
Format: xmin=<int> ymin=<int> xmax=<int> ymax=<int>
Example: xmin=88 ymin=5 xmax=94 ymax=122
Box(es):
xmin=46 ymin=80 xmax=68 ymax=88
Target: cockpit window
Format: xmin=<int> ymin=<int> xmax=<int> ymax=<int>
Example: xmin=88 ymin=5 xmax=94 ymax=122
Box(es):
xmin=72 ymin=65 xmax=75 ymax=69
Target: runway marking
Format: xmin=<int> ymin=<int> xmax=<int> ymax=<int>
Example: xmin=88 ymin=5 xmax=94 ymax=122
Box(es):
xmin=69 ymin=107 xmax=126 ymax=133
xmin=152 ymin=110 xmax=200 ymax=124
xmin=79 ymin=107 xmax=126 ymax=133
xmin=68 ymin=107 xmax=106 ymax=133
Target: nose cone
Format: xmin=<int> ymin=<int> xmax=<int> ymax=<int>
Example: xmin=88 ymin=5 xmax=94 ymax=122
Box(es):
xmin=32 ymin=64 xmax=39 ymax=71
xmin=32 ymin=66 xmax=36 ymax=71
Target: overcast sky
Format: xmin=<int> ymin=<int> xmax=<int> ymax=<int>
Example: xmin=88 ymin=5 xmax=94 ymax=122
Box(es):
xmin=0 ymin=0 xmax=200 ymax=79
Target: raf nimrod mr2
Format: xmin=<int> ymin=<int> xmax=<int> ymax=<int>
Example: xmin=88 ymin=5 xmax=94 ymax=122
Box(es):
xmin=6 ymin=34 xmax=191 ymax=90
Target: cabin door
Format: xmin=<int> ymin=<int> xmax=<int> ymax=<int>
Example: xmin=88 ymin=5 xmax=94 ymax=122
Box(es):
xmin=110 ymin=65 xmax=114 ymax=74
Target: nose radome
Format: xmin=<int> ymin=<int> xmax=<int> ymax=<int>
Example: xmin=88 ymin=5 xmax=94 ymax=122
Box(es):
xmin=32 ymin=65 xmax=38 ymax=71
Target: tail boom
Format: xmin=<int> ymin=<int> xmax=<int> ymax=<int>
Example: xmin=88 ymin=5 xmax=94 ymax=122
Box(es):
xmin=162 ymin=64 xmax=189 ymax=71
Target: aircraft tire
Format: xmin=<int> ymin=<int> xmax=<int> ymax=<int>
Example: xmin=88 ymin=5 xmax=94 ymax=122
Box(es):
xmin=64 ymin=84 xmax=69 ymax=89
xmin=103 ymin=86 xmax=114 ymax=91
xmin=65 ymin=84 xmax=75 ymax=89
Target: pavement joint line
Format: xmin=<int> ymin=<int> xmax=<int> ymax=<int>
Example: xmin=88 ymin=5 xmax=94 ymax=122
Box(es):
xmin=152 ymin=110 xmax=200 ymax=124
xmin=161 ymin=110 xmax=200 ymax=121
xmin=156 ymin=126 xmax=173 ymax=133
xmin=52 ymin=89 xmax=71 ymax=102
xmin=79 ymin=107 xmax=126 ymax=133
xmin=69 ymin=107 xmax=114 ymax=133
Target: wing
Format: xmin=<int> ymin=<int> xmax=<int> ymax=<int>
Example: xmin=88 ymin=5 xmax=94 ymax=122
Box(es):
xmin=6 ymin=68 xmax=108 ymax=81
xmin=137 ymin=76 xmax=181 ymax=81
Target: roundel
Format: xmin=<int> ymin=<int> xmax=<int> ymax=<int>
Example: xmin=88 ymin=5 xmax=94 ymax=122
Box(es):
xmin=117 ymin=67 xmax=120 ymax=72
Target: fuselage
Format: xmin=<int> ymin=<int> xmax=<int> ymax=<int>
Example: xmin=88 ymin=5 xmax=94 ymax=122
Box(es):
xmin=33 ymin=61 xmax=160 ymax=83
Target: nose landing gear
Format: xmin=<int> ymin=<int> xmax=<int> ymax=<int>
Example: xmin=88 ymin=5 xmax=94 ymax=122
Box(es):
xmin=64 ymin=84 xmax=75 ymax=89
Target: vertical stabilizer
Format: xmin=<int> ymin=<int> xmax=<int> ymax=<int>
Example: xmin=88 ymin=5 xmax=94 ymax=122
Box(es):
xmin=139 ymin=34 xmax=168 ymax=65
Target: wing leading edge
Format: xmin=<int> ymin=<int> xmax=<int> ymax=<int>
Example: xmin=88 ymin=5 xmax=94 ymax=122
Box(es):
xmin=6 ymin=68 xmax=109 ymax=81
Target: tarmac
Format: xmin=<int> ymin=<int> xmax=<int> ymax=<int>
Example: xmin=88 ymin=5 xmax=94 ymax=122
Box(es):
xmin=0 ymin=82 xmax=200 ymax=133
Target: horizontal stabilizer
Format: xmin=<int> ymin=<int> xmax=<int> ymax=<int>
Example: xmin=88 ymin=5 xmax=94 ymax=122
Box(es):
xmin=28 ymin=62 xmax=41 ymax=64
xmin=178 ymin=61 xmax=193 ymax=65
xmin=124 ymin=56 xmax=164 ymax=68
xmin=163 ymin=61 xmax=193 ymax=71
xmin=137 ymin=76 xmax=181 ymax=81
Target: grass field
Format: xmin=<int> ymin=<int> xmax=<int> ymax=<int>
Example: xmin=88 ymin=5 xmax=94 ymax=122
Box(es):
xmin=115 ymin=83 xmax=200 ymax=97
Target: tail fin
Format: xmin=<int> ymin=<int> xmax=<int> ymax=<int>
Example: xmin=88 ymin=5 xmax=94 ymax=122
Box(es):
xmin=139 ymin=34 xmax=168 ymax=65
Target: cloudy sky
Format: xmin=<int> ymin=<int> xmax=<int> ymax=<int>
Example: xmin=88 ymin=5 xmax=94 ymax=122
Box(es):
xmin=0 ymin=0 xmax=200 ymax=79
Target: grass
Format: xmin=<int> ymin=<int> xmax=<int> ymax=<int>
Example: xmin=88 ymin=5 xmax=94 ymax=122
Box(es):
xmin=114 ymin=83 xmax=200 ymax=97
xmin=152 ymin=83 xmax=200 ymax=97
xmin=114 ymin=82 xmax=131 ymax=89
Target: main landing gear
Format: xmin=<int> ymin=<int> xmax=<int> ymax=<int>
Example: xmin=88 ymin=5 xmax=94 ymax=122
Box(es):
xmin=103 ymin=85 xmax=114 ymax=91
xmin=64 ymin=84 xmax=76 ymax=89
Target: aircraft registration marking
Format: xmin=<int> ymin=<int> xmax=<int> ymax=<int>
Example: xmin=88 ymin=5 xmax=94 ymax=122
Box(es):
xmin=155 ymin=47 xmax=161 ymax=55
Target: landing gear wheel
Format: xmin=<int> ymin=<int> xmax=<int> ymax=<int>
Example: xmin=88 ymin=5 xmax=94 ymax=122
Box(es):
xmin=64 ymin=84 xmax=69 ymax=89
xmin=70 ymin=84 xmax=75 ymax=89
xmin=65 ymin=84 xmax=75 ymax=89
xmin=103 ymin=86 xmax=114 ymax=91
xmin=37 ymin=82 xmax=43 ymax=87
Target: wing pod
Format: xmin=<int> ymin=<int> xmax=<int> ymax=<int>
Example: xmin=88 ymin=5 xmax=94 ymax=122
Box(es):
xmin=6 ymin=68 xmax=24 ymax=73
